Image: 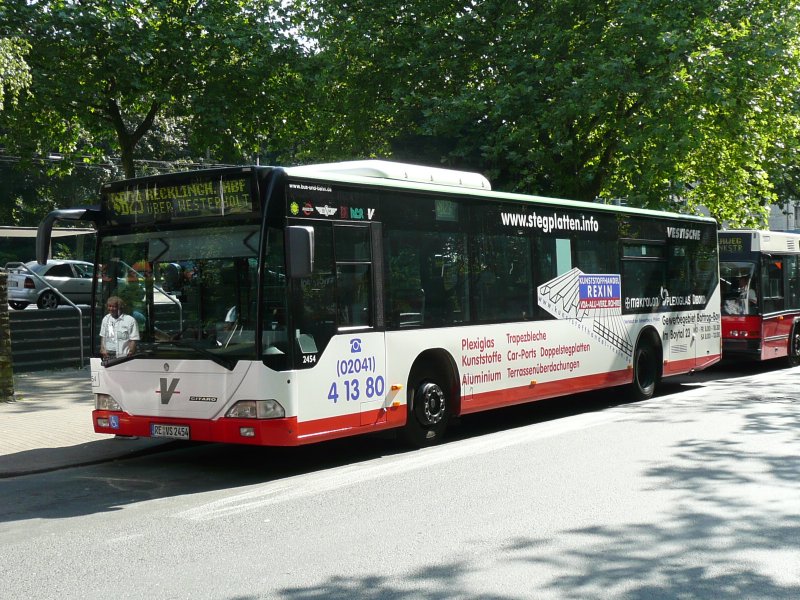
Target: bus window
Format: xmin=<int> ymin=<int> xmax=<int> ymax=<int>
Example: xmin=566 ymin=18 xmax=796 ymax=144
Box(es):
xmin=425 ymin=233 xmax=467 ymax=326
xmin=575 ymin=237 xmax=617 ymax=274
xmin=535 ymin=237 xmax=573 ymax=280
xmin=385 ymin=228 xmax=467 ymax=327
xmin=471 ymin=233 xmax=534 ymax=322
xmin=621 ymin=242 xmax=666 ymax=311
xmin=762 ymin=257 xmax=785 ymax=313
xmin=263 ymin=229 xmax=287 ymax=327
xmin=296 ymin=223 xmax=337 ymax=355
xmin=665 ymin=245 xmax=692 ymax=299
xmin=533 ymin=237 xmax=573 ymax=319
xmin=787 ymin=255 xmax=800 ymax=310
xmin=555 ymin=239 xmax=572 ymax=275
xmin=720 ymin=261 xmax=758 ymax=316
xmin=385 ymin=230 xmax=424 ymax=328
xmin=336 ymin=264 xmax=371 ymax=327
xmin=334 ymin=224 xmax=371 ymax=328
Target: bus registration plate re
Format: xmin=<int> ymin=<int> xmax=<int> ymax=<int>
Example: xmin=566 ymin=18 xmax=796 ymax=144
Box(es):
xmin=150 ymin=423 xmax=190 ymax=440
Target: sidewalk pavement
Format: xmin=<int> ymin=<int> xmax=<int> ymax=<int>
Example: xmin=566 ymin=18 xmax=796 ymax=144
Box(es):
xmin=1 ymin=367 xmax=171 ymax=478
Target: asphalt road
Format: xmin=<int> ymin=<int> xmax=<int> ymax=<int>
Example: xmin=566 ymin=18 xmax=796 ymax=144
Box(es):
xmin=2 ymin=361 xmax=799 ymax=599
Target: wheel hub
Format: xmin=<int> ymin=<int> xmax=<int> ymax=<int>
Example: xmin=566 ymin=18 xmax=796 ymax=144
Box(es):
xmin=418 ymin=383 xmax=446 ymax=426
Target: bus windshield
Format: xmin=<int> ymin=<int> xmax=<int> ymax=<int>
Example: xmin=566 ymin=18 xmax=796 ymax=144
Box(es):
xmin=720 ymin=261 xmax=758 ymax=316
xmin=95 ymin=224 xmax=288 ymax=366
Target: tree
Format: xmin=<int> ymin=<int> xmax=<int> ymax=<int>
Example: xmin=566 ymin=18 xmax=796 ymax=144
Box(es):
xmin=0 ymin=160 xmax=114 ymax=227
xmin=305 ymin=0 xmax=800 ymax=226
xmin=0 ymin=0 xmax=303 ymax=179
xmin=0 ymin=34 xmax=31 ymax=111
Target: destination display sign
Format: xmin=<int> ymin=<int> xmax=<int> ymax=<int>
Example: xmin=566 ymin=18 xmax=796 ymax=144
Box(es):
xmin=103 ymin=174 xmax=256 ymax=225
xmin=718 ymin=232 xmax=751 ymax=257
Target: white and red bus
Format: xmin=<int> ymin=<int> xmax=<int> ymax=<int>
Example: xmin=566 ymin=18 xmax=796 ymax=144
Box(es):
xmin=37 ymin=161 xmax=721 ymax=447
xmin=719 ymin=229 xmax=800 ymax=365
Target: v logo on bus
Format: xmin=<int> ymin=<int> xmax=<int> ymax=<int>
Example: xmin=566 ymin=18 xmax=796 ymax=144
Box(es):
xmin=158 ymin=378 xmax=180 ymax=404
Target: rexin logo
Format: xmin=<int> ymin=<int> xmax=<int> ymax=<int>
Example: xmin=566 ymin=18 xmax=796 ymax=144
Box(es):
xmin=157 ymin=378 xmax=180 ymax=404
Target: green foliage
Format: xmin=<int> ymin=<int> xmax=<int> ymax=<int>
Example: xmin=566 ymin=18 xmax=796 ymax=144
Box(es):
xmin=304 ymin=0 xmax=800 ymax=226
xmin=0 ymin=35 xmax=31 ymax=111
xmin=0 ymin=161 xmax=113 ymax=226
xmin=2 ymin=0 xmax=800 ymax=228
xmin=0 ymin=0 xmax=303 ymax=178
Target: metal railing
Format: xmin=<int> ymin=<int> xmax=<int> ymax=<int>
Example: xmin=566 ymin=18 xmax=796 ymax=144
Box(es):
xmin=4 ymin=262 xmax=86 ymax=367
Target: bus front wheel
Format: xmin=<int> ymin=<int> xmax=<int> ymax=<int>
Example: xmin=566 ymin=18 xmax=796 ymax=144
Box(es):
xmin=400 ymin=372 xmax=449 ymax=448
xmin=630 ymin=341 xmax=660 ymax=401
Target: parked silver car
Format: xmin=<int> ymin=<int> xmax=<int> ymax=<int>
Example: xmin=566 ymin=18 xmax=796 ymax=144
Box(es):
xmin=6 ymin=259 xmax=94 ymax=309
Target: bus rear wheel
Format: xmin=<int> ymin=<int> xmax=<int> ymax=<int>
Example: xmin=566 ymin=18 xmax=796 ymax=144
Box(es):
xmin=787 ymin=324 xmax=800 ymax=367
xmin=400 ymin=372 xmax=449 ymax=448
xmin=630 ymin=340 xmax=660 ymax=401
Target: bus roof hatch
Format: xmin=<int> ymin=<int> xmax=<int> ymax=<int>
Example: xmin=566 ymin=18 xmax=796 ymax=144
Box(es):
xmin=285 ymin=160 xmax=491 ymax=191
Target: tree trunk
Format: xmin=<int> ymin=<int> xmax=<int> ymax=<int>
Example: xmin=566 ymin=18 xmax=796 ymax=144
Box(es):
xmin=106 ymin=97 xmax=161 ymax=179
xmin=0 ymin=270 xmax=16 ymax=402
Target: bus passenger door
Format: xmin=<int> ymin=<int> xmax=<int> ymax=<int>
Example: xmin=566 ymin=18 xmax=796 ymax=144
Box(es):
xmin=330 ymin=222 xmax=387 ymax=426
xmin=292 ymin=220 xmax=387 ymax=428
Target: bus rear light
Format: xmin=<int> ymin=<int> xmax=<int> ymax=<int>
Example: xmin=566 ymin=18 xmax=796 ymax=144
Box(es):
xmin=95 ymin=393 xmax=121 ymax=411
xmin=226 ymin=399 xmax=285 ymax=419
xmin=97 ymin=417 xmax=110 ymax=427
xmin=240 ymin=427 xmax=256 ymax=437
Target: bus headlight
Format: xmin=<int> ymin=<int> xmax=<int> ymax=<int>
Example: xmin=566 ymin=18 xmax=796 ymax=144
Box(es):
xmin=226 ymin=400 xmax=285 ymax=419
xmin=95 ymin=393 xmax=122 ymax=411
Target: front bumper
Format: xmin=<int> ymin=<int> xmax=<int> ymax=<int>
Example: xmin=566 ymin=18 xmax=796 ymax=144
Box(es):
xmin=94 ymin=410 xmax=300 ymax=446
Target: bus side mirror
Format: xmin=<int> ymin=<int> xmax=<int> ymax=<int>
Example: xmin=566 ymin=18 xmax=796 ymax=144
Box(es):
xmin=286 ymin=226 xmax=314 ymax=278
xmin=36 ymin=207 xmax=101 ymax=264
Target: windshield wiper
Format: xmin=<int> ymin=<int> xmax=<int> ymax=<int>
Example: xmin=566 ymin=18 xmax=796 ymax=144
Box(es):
xmin=101 ymin=347 xmax=156 ymax=368
xmin=155 ymin=340 xmax=236 ymax=371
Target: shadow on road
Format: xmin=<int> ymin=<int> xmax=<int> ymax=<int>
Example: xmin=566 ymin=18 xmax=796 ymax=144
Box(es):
xmin=0 ymin=360 xmax=795 ymax=527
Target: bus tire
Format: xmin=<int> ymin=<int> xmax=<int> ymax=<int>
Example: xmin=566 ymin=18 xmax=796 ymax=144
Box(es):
xmin=787 ymin=323 xmax=800 ymax=367
xmin=400 ymin=369 xmax=449 ymax=448
xmin=630 ymin=337 xmax=661 ymax=401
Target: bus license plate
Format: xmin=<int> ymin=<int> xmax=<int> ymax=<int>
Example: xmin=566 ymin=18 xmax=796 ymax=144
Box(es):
xmin=150 ymin=423 xmax=190 ymax=440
